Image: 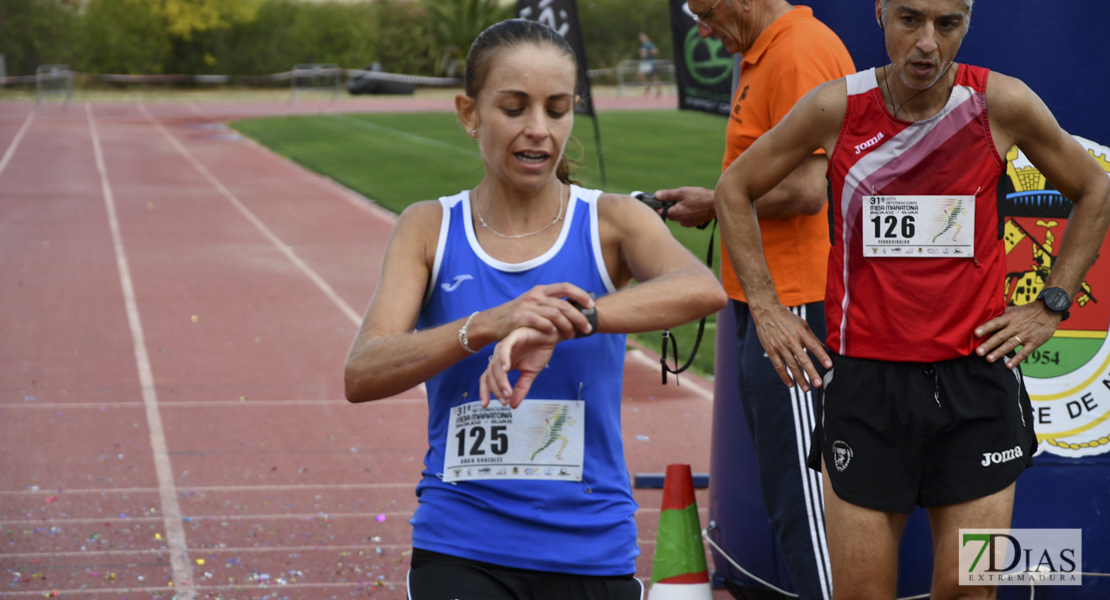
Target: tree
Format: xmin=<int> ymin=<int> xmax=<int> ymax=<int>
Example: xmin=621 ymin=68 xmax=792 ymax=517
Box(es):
xmin=284 ymin=1 xmax=376 ymax=67
xmin=151 ymin=0 xmax=263 ymax=74
xmin=211 ymin=0 xmax=300 ymax=76
xmin=424 ymin=0 xmax=512 ymax=77
xmin=149 ymin=0 xmax=263 ymax=41
xmin=78 ymin=0 xmax=171 ymax=74
xmin=579 ymin=0 xmax=671 ymax=73
xmin=0 ymin=0 xmax=80 ymax=76
xmin=369 ymin=0 xmax=437 ymax=76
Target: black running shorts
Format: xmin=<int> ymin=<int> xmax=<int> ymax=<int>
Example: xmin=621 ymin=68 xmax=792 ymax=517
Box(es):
xmin=407 ymin=548 xmax=644 ymax=600
xmin=809 ymin=351 xmax=1037 ymax=513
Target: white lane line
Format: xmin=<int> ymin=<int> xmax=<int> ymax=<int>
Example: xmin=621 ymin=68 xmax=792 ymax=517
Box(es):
xmin=0 ymin=110 xmax=34 ymax=178
xmin=84 ymin=102 xmax=196 ymax=598
xmin=146 ymin=101 xmax=429 ymax=398
xmin=174 ymin=104 xmax=718 ymax=401
xmin=5 ymin=544 xmax=413 ymax=560
xmin=0 ymin=481 xmax=418 ymax=498
xmin=330 ymin=112 xmax=479 ymax=157
xmin=0 ymin=580 xmax=410 ymax=598
xmin=0 ymin=511 xmax=413 ymax=527
xmin=1 ymin=395 xmax=425 ymax=409
xmin=136 ymin=102 xmax=362 ymax=326
xmin=183 ymin=101 xmax=400 ymax=224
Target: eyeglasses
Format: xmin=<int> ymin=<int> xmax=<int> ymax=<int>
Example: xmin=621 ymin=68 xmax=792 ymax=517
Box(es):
xmin=692 ymin=0 xmax=723 ymax=26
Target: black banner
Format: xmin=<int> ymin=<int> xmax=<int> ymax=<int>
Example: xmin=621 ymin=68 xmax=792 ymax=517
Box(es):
xmin=668 ymin=0 xmax=734 ymax=116
xmin=516 ymin=0 xmax=595 ymax=117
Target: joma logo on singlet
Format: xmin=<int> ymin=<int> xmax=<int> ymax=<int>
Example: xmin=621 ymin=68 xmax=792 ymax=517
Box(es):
xmin=854 ymin=131 xmax=885 ymax=155
xmin=441 ymin=274 xmax=473 ymax=292
xmin=981 ymin=445 xmax=1024 ymax=467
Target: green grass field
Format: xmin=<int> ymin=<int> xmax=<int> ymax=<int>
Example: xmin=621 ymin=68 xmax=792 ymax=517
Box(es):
xmin=231 ymin=109 xmax=728 ymax=377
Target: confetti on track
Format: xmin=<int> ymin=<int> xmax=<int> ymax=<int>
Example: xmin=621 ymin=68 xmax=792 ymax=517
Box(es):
xmin=0 ymin=93 xmax=727 ymax=599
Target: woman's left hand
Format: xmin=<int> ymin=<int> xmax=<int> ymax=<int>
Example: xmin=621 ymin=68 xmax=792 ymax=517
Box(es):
xmin=479 ymin=326 xmax=562 ymax=408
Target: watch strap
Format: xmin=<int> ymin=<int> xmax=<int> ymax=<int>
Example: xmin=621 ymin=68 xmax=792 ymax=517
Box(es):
xmin=1037 ymin=287 xmax=1071 ymax=321
xmin=571 ymin=292 xmax=597 ymax=338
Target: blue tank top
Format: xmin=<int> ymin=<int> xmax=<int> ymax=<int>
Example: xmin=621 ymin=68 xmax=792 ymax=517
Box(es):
xmin=411 ymin=186 xmax=637 ymax=575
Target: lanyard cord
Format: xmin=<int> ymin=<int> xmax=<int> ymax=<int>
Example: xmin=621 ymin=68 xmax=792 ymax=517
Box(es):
xmin=660 ymin=217 xmax=716 ymax=385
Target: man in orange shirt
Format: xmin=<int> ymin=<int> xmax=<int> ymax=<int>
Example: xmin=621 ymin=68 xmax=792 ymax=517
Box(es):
xmin=653 ymin=1 xmax=853 ymax=598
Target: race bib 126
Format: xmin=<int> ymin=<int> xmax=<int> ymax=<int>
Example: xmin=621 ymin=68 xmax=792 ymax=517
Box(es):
xmin=863 ymin=195 xmax=975 ymax=257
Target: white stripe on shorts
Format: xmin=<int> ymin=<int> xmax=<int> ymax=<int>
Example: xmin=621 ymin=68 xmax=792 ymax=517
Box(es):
xmin=791 ymin=304 xmax=833 ymax=600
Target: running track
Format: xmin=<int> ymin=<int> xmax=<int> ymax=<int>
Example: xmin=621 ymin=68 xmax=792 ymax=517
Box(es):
xmin=0 ymin=93 xmax=726 ymax=599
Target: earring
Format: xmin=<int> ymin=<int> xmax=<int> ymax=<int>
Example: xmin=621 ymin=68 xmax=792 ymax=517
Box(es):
xmin=470 ymin=128 xmax=477 ymax=137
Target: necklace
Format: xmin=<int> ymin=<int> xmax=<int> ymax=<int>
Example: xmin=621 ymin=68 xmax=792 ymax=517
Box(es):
xmin=881 ymin=62 xmax=955 ymax=120
xmin=473 ymin=186 xmax=564 ymax=239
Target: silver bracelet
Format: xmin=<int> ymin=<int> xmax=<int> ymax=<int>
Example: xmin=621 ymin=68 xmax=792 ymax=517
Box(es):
xmin=458 ymin=311 xmax=480 ymax=354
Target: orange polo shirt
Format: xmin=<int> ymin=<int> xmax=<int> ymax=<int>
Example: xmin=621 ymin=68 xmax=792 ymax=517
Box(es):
xmin=719 ymin=6 xmax=855 ymax=305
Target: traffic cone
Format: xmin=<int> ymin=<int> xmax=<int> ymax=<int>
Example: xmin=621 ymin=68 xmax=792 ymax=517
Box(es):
xmin=648 ymin=464 xmax=713 ymax=600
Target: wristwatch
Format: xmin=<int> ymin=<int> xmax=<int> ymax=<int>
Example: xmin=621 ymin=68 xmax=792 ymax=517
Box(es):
xmin=570 ymin=292 xmax=598 ymax=338
xmin=1036 ymin=287 xmax=1071 ymax=321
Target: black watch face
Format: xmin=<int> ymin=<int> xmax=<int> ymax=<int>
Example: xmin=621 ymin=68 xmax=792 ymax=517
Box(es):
xmin=1043 ymin=287 xmax=1070 ymax=311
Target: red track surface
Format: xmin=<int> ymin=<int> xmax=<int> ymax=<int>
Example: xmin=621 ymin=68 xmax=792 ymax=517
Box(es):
xmin=0 ymin=93 xmax=728 ymax=599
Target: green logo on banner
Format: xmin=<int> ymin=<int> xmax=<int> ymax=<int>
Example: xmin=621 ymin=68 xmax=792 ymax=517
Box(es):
xmin=683 ymin=28 xmax=732 ymax=87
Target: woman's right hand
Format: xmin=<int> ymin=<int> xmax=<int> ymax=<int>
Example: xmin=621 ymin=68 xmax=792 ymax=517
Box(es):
xmin=478 ymin=326 xmax=561 ymax=408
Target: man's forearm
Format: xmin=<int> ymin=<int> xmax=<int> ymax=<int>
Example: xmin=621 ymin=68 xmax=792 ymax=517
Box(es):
xmin=752 ymin=155 xmax=828 ymax=219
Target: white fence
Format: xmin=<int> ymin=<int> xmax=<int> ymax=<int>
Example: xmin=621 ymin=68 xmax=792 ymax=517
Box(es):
xmin=290 ymin=63 xmax=340 ymax=102
xmin=36 ymin=64 xmax=73 ymax=104
xmin=615 ymin=60 xmax=676 ymax=96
